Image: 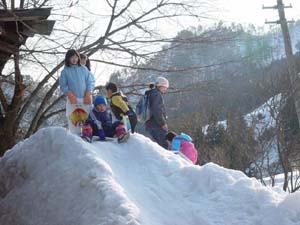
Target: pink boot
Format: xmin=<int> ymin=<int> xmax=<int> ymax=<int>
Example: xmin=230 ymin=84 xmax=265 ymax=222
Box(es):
xmin=116 ymin=124 xmax=130 ymax=143
xmin=81 ymin=125 xmax=93 ymax=142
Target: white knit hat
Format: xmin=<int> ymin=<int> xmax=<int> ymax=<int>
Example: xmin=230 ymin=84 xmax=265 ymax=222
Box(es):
xmin=155 ymin=76 xmax=169 ymax=88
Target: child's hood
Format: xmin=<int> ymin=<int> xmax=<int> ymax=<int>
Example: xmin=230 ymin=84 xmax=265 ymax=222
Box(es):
xmin=176 ymin=133 xmax=192 ymax=142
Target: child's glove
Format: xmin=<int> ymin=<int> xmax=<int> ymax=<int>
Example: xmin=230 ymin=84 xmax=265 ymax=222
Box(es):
xmin=84 ymin=91 xmax=92 ymax=104
xmin=67 ymin=91 xmax=77 ymax=104
xmin=98 ymin=129 xmax=106 ymax=141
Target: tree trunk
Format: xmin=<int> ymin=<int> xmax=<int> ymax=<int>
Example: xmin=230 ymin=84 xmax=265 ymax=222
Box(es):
xmin=0 ymin=52 xmax=25 ymax=156
xmin=0 ymin=134 xmax=15 ymax=156
xmin=283 ymin=171 xmax=289 ymax=192
xmin=0 ymin=116 xmax=17 ymax=156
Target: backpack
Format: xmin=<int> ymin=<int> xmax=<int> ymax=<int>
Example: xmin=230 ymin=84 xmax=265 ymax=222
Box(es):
xmin=136 ymin=91 xmax=151 ymax=122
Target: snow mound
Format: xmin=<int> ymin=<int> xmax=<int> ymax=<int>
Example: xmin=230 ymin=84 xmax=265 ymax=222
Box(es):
xmin=0 ymin=128 xmax=139 ymax=225
xmin=0 ymin=127 xmax=299 ymax=225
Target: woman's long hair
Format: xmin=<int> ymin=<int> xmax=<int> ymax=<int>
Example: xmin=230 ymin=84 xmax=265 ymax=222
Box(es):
xmin=65 ymin=49 xmax=81 ymax=66
xmin=80 ymin=53 xmax=91 ymax=71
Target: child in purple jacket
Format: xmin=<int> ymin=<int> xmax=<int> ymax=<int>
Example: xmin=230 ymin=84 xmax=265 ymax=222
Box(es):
xmin=83 ymin=95 xmax=129 ymax=143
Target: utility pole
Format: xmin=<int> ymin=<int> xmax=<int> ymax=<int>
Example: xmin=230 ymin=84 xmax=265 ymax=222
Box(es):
xmin=263 ymin=0 xmax=300 ymax=128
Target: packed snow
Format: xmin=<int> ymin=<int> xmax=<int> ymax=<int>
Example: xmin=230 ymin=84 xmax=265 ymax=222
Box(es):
xmin=0 ymin=127 xmax=300 ymax=225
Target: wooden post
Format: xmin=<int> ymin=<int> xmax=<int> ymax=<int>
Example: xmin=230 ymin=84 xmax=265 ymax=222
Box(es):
xmin=263 ymin=0 xmax=300 ymax=128
xmin=11 ymin=0 xmax=14 ymax=9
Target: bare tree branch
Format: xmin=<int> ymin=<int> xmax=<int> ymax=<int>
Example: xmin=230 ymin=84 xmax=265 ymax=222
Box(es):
xmin=16 ymin=61 xmax=64 ymax=126
xmin=38 ymin=0 xmax=50 ymax=8
xmin=36 ymin=94 xmax=65 ymax=128
xmin=42 ymin=108 xmax=65 ymax=121
xmin=115 ymin=0 xmax=135 ymax=19
xmin=91 ymin=56 xmax=252 ymax=73
xmin=25 ymin=79 xmax=60 ymax=137
xmin=1 ymin=0 xmax=7 ymax=9
xmin=19 ymin=0 xmax=25 ymax=8
xmin=0 ymin=86 xmax=8 ymax=112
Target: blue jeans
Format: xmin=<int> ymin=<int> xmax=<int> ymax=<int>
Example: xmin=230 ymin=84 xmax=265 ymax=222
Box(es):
xmin=146 ymin=127 xmax=168 ymax=149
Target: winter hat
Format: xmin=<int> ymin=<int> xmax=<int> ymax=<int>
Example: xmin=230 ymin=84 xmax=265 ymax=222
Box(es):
xmin=155 ymin=76 xmax=169 ymax=88
xmin=93 ymin=95 xmax=107 ymax=106
xmin=165 ymin=131 xmax=177 ymax=142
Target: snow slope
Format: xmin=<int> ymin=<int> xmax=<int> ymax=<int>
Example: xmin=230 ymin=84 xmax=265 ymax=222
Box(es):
xmin=1 ymin=127 xmax=300 ymax=225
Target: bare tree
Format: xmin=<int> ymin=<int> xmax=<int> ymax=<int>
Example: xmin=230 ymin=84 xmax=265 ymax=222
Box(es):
xmin=0 ymin=0 xmax=217 ymax=155
xmin=253 ymin=64 xmax=300 ymax=192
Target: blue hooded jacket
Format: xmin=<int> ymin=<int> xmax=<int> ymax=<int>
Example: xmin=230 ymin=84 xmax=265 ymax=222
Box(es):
xmin=59 ymin=65 xmax=95 ymax=98
xmin=172 ymin=133 xmax=193 ymax=151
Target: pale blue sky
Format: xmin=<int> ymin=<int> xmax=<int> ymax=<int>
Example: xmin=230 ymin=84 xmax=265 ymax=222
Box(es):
xmin=158 ymin=0 xmax=300 ymax=36
xmin=220 ymin=0 xmax=300 ymax=26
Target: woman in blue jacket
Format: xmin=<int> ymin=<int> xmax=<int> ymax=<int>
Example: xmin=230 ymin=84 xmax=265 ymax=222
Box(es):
xmin=59 ymin=49 xmax=95 ymax=134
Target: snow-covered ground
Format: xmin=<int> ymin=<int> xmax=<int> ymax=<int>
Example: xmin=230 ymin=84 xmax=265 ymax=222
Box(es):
xmin=202 ymin=94 xmax=286 ymax=178
xmin=244 ymin=94 xmax=283 ymax=134
xmin=264 ymin=172 xmax=300 ymax=192
xmin=1 ymin=127 xmax=300 ymax=225
xmin=202 ymin=94 xmax=283 ymax=135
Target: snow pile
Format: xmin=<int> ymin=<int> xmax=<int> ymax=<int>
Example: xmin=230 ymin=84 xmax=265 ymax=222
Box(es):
xmin=1 ymin=127 xmax=300 ymax=225
xmin=0 ymin=128 xmax=139 ymax=225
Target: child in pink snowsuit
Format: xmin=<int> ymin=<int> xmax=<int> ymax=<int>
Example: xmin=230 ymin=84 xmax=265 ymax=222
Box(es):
xmin=166 ymin=132 xmax=198 ymax=164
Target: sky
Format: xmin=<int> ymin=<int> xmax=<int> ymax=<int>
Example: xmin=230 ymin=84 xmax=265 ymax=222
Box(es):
xmin=220 ymin=0 xmax=300 ymax=26
xmin=158 ymin=0 xmax=300 ymax=36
